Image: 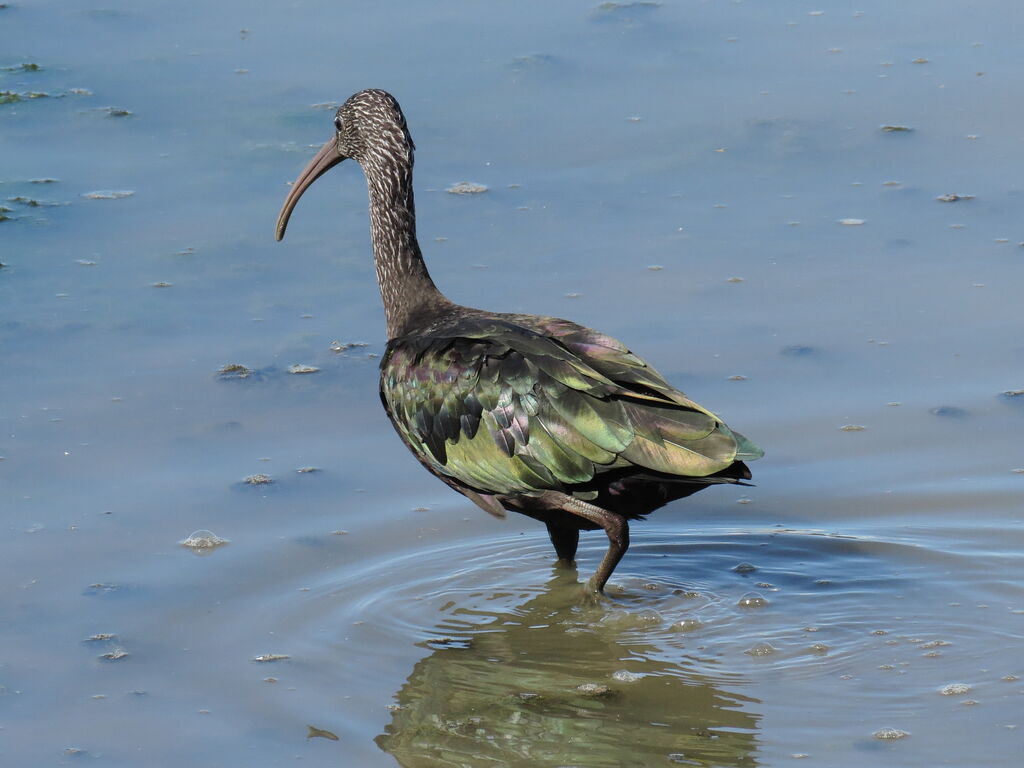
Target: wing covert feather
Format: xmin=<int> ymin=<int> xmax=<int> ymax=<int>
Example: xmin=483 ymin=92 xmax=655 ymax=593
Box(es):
xmin=380 ymin=315 xmax=761 ymax=497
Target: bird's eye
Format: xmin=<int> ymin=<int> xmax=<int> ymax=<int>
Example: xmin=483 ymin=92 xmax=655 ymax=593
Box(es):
xmin=334 ymin=116 xmax=343 ymax=132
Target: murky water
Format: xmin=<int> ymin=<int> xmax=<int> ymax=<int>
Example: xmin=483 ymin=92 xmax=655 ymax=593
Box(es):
xmin=2 ymin=1 xmax=1022 ymax=765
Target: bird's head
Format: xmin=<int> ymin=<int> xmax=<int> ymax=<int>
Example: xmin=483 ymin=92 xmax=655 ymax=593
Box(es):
xmin=275 ymin=89 xmax=414 ymax=241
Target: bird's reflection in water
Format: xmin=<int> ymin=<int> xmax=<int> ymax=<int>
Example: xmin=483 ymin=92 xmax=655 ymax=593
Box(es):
xmin=376 ymin=568 xmax=760 ymax=768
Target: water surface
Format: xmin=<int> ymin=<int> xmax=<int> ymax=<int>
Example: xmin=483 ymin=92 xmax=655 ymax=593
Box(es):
xmin=2 ymin=1 xmax=1022 ymax=765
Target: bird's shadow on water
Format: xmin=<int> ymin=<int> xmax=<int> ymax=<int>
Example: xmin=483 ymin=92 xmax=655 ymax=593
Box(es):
xmin=374 ymin=568 xmax=761 ymax=768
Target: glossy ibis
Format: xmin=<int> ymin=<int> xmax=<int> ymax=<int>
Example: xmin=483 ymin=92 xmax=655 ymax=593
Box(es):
xmin=275 ymin=89 xmax=762 ymax=592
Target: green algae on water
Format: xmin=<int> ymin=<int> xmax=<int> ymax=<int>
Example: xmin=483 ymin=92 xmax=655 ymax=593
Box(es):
xmin=306 ymin=725 xmax=339 ymax=741
xmin=218 ymin=363 xmax=252 ymax=379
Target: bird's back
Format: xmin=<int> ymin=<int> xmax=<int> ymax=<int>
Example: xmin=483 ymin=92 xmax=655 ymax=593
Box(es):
xmin=379 ymin=308 xmax=761 ymax=519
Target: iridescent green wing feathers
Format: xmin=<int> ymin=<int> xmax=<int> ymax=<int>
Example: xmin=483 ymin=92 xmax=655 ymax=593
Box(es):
xmin=380 ymin=316 xmax=762 ymax=497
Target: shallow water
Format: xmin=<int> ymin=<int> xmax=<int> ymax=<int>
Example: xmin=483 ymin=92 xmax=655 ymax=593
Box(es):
xmin=2 ymin=1 xmax=1022 ymax=765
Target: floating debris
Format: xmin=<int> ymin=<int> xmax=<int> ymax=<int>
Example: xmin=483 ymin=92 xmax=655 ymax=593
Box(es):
xmin=873 ymin=728 xmax=910 ymax=740
xmin=727 ymin=375 xmax=747 ymax=381
xmin=737 ymin=593 xmax=768 ymax=608
xmin=446 ymin=181 xmax=488 ymax=195
xmin=576 ymin=682 xmax=611 ymax=696
xmin=880 ymin=125 xmax=913 ymax=133
xmin=744 ymin=643 xmax=777 ymax=656
xmin=929 ymin=406 xmax=966 ymax=418
xmin=838 ymin=218 xmax=866 ymax=226
xmin=151 ymin=281 xmax=172 ymax=288
xmin=84 ymin=633 xmax=117 ymax=642
xmin=593 ymin=1 xmax=662 ymax=18
xmin=611 ymin=669 xmax=642 ymax=683
xmin=733 ymin=562 xmax=758 ymax=573
xmin=217 ymin=363 xmax=251 ymax=379
xmin=940 ymin=683 xmax=972 ymax=696
xmin=329 ymin=340 xmax=369 ymax=353
xmin=82 ymin=190 xmax=134 ymax=200
xmin=311 ymin=101 xmax=340 ymax=110
xmin=296 ymin=466 xmax=320 ymax=474
xmin=244 ymin=474 xmax=273 ymax=485
xmin=726 ymin=276 xmax=744 ymax=283
xmin=1001 ymin=389 xmax=1024 ymax=398
xmin=911 ymin=57 xmax=929 ymax=64
xmin=936 ymin=193 xmax=974 ymax=203
xmin=86 ymin=106 xmax=133 ymax=118
xmin=181 ymin=530 xmax=228 ymax=552
xmin=253 ymin=653 xmax=290 ymax=662
xmin=99 ymin=648 xmax=129 ymax=661
xmin=808 ymin=643 xmax=830 ymax=655
xmin=7 ymin=196 xmax=60 ymax=207
xmin=287 ymin=363 xmax=320 ymax=374
xmin=1 ymin=62 xmax=41 ymax=72
xmin=671 ymin=618 xmax=702 ymax=632
xmin=306 ymin=725 xmax=339 ymax=741
xmin=839 ymin=424 xmax=866 ymax=431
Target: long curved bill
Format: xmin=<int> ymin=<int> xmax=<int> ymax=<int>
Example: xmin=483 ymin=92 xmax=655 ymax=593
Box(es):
xmin=275 ymin=137 xmax=346 ymax=241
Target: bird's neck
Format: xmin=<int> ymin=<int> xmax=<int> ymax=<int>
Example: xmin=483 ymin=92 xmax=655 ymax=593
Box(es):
xmin=364 ymin=159 xmax=449 ymax=339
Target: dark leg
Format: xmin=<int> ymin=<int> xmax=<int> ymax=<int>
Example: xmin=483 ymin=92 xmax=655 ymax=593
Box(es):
xmin=559 ymin=496 xmax=630 ymax=593
xmin=545 ymin=522 xmax=580 ymax=563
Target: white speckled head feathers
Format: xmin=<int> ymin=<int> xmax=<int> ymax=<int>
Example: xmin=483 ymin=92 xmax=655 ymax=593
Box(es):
xmin=335 ymin=89 xmax=415 ymax=169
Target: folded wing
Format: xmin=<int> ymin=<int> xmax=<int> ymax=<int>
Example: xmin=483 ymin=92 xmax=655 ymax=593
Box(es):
xmin=380 ymin=315 xmax=762 ymax=498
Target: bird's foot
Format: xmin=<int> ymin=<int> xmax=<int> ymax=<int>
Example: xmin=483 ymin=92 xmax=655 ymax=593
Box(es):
xmin=579 ymin=577 xmax=619 ymax=606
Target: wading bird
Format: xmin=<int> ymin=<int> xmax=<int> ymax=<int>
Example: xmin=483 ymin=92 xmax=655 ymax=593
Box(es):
xmin=276 ymin=90 xmax=762 ymax=592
